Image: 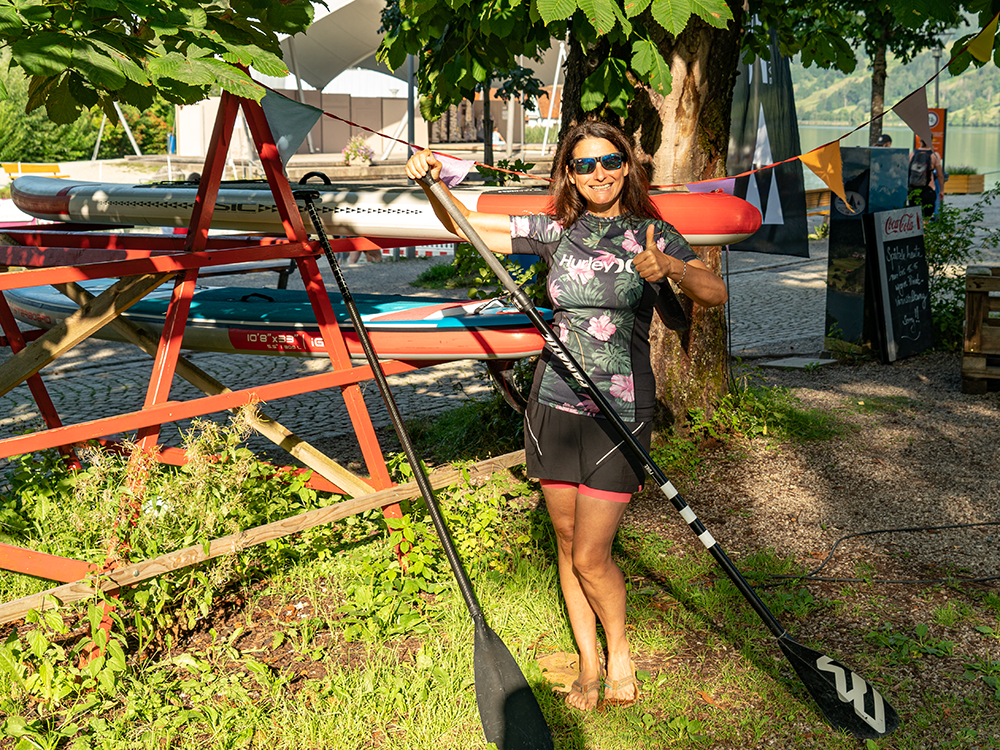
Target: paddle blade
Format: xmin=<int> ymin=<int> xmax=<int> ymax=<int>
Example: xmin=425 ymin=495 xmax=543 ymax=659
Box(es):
xmin=474 ymin=621 xmax=554 ymax=750
xmin=778 ymin=635 xmax=900 ymax=739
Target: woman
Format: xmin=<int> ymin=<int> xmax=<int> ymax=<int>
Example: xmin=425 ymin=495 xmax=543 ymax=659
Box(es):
xmin=406 ymin=121 xmax=727 ymax=711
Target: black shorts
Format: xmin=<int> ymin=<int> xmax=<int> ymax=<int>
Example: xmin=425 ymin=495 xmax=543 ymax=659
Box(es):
xmin=523 ymin=400 xmax=652 ymax=494
xmin=908 ymin=186 xmax=936 ymax=217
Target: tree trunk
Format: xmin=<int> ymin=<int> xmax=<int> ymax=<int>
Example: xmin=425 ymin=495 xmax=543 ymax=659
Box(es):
xmin=869 ymin=42 xmax=887 ymax=146
xmin=558 ymin=15 xmax=742 ymax=428
xmin=640 ymin=16 xmax=743 ymax=427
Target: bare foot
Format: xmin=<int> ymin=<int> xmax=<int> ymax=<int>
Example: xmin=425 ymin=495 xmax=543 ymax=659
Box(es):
xmin=565 ymin=651 xmax=602 ymax=711
xmin=602 ymin=654 xmax=639 ymax=706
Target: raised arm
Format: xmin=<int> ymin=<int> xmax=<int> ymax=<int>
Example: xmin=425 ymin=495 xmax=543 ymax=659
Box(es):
xmin=633 ymin=225 xmax=728 ymax=308
xmin=406 ymin=149 xmax=514 ymax=254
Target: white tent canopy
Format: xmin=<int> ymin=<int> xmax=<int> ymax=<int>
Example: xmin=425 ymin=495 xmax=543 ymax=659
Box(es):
xmin=278 ymin=0 xmax=564 ymax=94
xmin=279 ymin=0 xmax=400 ymax=91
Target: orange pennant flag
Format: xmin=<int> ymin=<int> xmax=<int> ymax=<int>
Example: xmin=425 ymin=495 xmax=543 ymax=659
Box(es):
xmin=968 ymin=14 xmax=999 ymax=62
xmin=799 ymin=142 xmax=849 ymax=209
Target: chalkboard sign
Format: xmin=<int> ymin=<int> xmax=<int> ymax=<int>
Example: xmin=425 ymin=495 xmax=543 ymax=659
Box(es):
xmin=865 ymin=207 xmax=935 ymax=362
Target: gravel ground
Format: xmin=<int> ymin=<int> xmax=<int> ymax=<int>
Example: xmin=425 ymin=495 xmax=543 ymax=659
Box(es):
xmin=628 ymin=351 xmax=1000 ymax=586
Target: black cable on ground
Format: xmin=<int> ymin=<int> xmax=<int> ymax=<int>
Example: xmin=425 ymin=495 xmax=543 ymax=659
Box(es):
xmin=760 ymin=520 xmax=1000 ymax=588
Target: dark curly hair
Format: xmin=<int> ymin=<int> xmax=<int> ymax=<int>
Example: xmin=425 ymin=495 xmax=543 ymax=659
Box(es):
xmin=549 ymin=120 xmax=662 ymax=226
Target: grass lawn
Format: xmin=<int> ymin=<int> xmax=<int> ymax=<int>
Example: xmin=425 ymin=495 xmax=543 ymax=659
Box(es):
xmin=1 ymin=383 xmax=998 ymax=749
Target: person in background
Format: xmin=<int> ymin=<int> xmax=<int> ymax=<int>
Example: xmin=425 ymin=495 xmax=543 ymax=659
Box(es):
xmin=406 ymin=120 xmax=727 ymax=712
xmin=908 ymin=138 xmax=944 ymax=218
xmin=875 ymin=134 xmax=892 ymax=147
xmin=345 ymin=247 xmax=382 ymax=265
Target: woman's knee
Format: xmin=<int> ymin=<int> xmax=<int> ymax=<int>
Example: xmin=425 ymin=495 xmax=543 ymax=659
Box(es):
xmin=571 ymin=545 xmax=613 ymax=579
xmin=551 ymin=523 xmax=575 ymax=557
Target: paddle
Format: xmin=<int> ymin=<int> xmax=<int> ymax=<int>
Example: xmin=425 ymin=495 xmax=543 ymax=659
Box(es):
xmin=293 ymin=190 xmax=554 ymax=750
xmin=417 ymin=174 xmax=900 ymax=740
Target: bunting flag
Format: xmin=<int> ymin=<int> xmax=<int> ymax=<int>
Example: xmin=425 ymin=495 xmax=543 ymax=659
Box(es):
xmin=799 ymin=142 xmax=849 ymax=207
xmin=438 ymin=157 xmax=477 ymax=187
xmin=411 ymin=147 xmax=477 ymax=187
xmin=893 ymin=87 xmax=934 ymax=147
xmin=968 ymin=13 xmax=999 ymax=62
xmin=260 ymin=91 xmax=323 ymax=166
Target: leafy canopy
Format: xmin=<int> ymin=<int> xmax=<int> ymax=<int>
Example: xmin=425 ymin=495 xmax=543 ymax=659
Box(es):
xmin=379 ymin=0 xmax=732 ymax=121
xmin=0 ymin=0 xmax=317 ymax=124
xmin=949 ymin=0 xmax=1000 ymax=75
xmin=380 ymin=0 xmax=993 ymax=122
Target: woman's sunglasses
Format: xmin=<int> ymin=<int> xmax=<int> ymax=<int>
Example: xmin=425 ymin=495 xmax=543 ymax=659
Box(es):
xmin=569 ymin=153 xmax=624 ymax=175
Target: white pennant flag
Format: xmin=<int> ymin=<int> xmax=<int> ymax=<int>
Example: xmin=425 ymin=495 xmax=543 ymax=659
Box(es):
xmin=260 ymin=91 xmax=323 ymax=166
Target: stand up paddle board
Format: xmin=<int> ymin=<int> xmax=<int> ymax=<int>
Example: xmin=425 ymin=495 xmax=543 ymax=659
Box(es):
xmin=3 ymin=280 xmax=552 ymax=362
xmin=11 ymin=177 xmax=762 ymax=246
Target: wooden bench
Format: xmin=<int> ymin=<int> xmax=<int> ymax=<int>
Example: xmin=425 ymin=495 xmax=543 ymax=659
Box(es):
xmin=2 ymin=162 xmax=69 ymax=180
xmin=805 ymin=188 xmax=831 ymax=216
xmin=962 ymin=265 xmax=1000 ymax=394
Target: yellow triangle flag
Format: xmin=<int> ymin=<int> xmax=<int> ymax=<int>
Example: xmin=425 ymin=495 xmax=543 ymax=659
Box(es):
xmin=800 ymin=142 xmax=849 ymax=209
xmin=968 ymin=14 xmax=999 ymax=62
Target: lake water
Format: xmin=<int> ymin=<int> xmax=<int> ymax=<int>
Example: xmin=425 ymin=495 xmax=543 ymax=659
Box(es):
xmin=798 ymin=125 xmax=1000 ymax=191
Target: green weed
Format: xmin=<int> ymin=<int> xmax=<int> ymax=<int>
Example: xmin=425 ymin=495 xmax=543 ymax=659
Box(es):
xmin=923 ymin=187 xmax=1000 ymax=349
xmin=933 ymin=600 xmax=973 ymax=628
xmin=964 ymin=656 xmax=1000 ymax=700
xmin=410 ymin=261 xmax=471 ymax=289
xmin=865 ymin=622 xmax=955 ymax=664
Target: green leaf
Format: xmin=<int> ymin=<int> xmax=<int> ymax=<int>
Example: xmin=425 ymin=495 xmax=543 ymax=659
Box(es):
xmin=179 ymin=4 xmax=209 ymax=29
xmin=154 ymin=77 xmax=208 ymax=105
xmin=203 ymin=59 xmax=265 ymax=100
xmin=536 ymin=0 xmax=577 ymax=26
xmin=88 ymin=36 xmax=150 ymax=85
xmin=105 ymin=640 xmax=127 ymax=672
xmin=246 ymin=49 xmax=289 ymax=78
xmin=690 ymin=0 xmax=732 ymax=29
xmin=632 ymin=39 xmax=672 ymax=96
xmin=263 ymin=0 xmax=315 ymax=35
xmin=148 ymin=52 xmax=208 ymax=84
xmin=87 ymin=603 xmax=104 ymax=637
xmin=12 ymin=0 xmax=50 ymax=25
xmin=471 ymin=56 xmax=488 ymax=83
xmin=623 ymin=0 xmax=652 ymax=17
xmin=608 ymin=1 xmax=633 ymax=36
xmin=582 ymin=57 xmax=632 ymax=118
xmin=11 ymin=33 xmax=75 ymax=77
xmin=75 ymin=40 xmax=129 ymax=90
xmin=0 ymin=646 xmax=26 ymax=686
xmin=579 ymin=0 xmax=618 ymax=34
xmin=26 ymin=629 xmax=48 ymax=660
xmin=0 ymin=6 xmax=24 ymax=34
xmin=25 ymin=74 xmax=56 ymax=114
xmin=650 ymin=0 xmax=691 ymax=36
xmin=115 ymin=78 xmax=156 ymax=111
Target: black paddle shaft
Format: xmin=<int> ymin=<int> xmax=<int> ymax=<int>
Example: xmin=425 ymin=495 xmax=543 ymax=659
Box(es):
xmin=292 ymin=190 xmax=484 ymax=622
xmin=294 ymin=190 xmax=555 ymax=750
xmin=418 ymin=175 xmax=900 ymax=739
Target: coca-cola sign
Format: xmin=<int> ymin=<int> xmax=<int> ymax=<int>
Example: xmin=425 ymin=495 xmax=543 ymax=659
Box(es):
xmin=883 ymin=210 xmax=921 ymax=238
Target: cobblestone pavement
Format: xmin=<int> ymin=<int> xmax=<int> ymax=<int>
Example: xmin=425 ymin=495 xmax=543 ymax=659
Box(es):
xmin=2 ymin=193 xmax=997 ymax=467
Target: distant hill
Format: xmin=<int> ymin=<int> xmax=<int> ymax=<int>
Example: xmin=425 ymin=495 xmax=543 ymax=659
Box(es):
xmin=790 ymin=22 xmax=1000 ymax=129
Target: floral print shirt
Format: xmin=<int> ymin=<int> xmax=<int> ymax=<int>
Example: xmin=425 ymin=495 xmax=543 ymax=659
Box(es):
xmin=511 ymin=212 xmax=696 ymax=421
